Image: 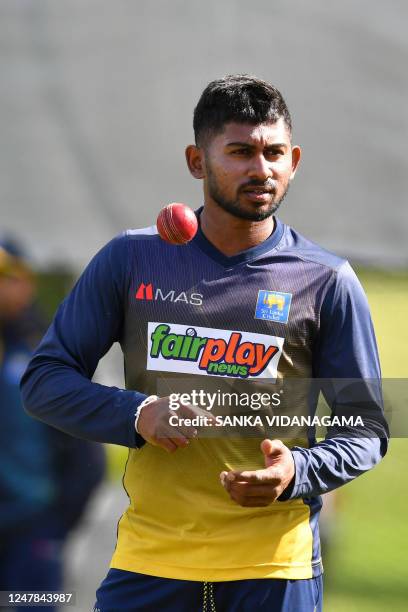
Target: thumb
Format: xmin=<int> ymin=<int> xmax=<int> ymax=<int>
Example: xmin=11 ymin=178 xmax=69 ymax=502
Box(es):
xmin=261 ymin=439 xmax=285 ymax=467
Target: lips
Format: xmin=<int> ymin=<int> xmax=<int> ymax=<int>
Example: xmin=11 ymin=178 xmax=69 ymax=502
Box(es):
xmin=242 ymin=183 xmax=275 ymax=193
xmin=242 ymin=187 xmax=274 ymax=202
xmin=244 ymin=189 xmax=272 ymax=194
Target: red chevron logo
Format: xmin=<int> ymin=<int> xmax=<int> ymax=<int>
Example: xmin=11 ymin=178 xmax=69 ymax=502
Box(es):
xmin=135 ymin=283 xmax=154 ymax=300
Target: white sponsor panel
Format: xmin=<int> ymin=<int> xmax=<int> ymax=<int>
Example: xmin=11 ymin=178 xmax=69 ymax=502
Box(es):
xmin=147 ymin=322 xmax=284 ymax=380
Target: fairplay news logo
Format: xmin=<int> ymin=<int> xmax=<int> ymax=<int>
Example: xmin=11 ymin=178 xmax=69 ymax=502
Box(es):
xmin=147 ymin=322 xmax=284 ymax=380
xmin=135 ymin=283 xmax=203 ymax=306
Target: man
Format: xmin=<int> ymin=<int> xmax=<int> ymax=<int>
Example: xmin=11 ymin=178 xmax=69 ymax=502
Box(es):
xmin=21 ymin=75 xmax=388 ymax=612
xmin=0 ymin=238 xmax=105 ymax=611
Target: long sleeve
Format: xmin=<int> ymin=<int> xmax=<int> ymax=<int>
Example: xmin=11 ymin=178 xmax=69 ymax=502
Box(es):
xmin=280 ymin=262 xmax=389 ymax=500
xmin=21 ymin=234 xmax=147 ymax=448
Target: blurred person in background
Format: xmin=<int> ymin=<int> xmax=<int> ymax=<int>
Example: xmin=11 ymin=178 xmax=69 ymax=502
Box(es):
xmin=0 ymin=237 xmax=106 ymax=611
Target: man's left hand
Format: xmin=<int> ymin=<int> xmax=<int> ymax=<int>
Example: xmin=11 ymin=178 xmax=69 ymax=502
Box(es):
xmin=220 ymin=439 xmax=295 ymax=507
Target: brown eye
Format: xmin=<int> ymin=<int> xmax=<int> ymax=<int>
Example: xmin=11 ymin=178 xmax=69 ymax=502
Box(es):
xmin=266 ymin=150 xmax=283 ymax=159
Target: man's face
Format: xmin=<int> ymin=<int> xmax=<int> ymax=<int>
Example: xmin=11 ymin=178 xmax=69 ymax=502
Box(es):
xmin=200 ymin=119 xmax=299 ymax=221
xmin=0 ymin=275 xmax=34 ymax=321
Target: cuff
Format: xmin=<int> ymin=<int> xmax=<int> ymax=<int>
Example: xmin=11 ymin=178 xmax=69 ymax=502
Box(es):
xmin=277 ymin=449 xmax=308 ymax=501
xmin=134 ymin=395 xmax=159 ymax=433
xmin=127 ymin=392 xmax=148 ymax=449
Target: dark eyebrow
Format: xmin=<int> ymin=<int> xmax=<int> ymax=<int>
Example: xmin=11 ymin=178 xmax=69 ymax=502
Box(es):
xmin=225 ymin=141 xmax=288 ymax=149
xmin=265 ymin=143 xmax=288 ymax=150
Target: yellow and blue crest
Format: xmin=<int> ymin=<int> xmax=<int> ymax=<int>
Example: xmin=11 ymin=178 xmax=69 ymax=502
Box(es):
xmin=255 ymin=290 xmax=292 ymax=324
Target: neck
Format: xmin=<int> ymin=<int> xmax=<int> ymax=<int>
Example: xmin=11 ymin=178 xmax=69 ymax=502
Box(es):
xmin=199 ymin=203 xmax=275 ymax=257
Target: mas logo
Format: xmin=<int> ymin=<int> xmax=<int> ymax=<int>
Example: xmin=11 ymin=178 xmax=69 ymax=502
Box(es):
xmin=147 ymin=322 xmax=284 ymax=379
xmin=136 ymin=283 xmax=203 ymax=306
xmin=255 ymin=290 xmax=292 ymax=324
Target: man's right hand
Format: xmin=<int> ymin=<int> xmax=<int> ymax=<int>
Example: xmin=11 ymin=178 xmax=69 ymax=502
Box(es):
xmin=136 ymin=397 xmax=214 ymax=453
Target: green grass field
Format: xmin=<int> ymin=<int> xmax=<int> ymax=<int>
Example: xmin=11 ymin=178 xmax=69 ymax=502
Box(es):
xmin=324 ymin=269 xmax=408 ymax=610
xmin=106 ymin=268 xmax=408 ymax=609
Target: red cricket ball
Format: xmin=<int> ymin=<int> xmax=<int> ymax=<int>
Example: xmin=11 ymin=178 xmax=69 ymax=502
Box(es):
xmin=156 ymin=203 xmax=198 ymax=245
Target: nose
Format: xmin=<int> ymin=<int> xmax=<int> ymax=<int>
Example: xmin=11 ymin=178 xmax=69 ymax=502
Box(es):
xmin=247 ymin=154 xmax=272 ymax=181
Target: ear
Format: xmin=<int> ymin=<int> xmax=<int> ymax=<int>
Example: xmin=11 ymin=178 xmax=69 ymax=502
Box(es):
xmin=290 ymin=145 xmax=301 ymax=180
xmin=185 ymin=144 xmax=205 ymax=179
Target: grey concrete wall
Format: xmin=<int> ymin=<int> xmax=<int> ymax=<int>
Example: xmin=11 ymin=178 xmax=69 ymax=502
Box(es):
xmin=1 ymin=0 xmax=407 ymax=268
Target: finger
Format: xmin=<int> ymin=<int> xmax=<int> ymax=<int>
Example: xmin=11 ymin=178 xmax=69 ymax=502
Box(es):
xmin=233 ymin=496 xmax=274 ymax=507
xmin=227 ymin=469 xmax=277 ymax=484
xmin=178 ymin=402 xmax=218 ymax=424
xmin=156 ymin=416 xmax=197 ymax=440
xmin=166 ymin=419 xmax=198 ymax=440
xmin=220 ymin=471 xmax=232 ymax=490
xmin=261 ymin=438 xmax=285 ymax=460
xmin=229 ymin=482 xmax=280 ymax=497
xmin=155 ymin=427 xmax=190 ymax=447
xmin=154 ymin=438 xmax=179 ymax=453
xmin=168 ymin=436 xmax=190 ymax=448
xmin=179 ymin=425 xmax=199 ymax=439
xmin=219 ymin=470 xmax=240 ymax=489
xmin=157 ymin=425 xmax=192 ymax=447
xmin=177 ymin=402 xmax=199 ymax=416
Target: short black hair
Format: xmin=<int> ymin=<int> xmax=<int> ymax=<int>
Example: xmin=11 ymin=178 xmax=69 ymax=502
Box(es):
xmin=193 ymin=74 xmax=292 ymax=146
